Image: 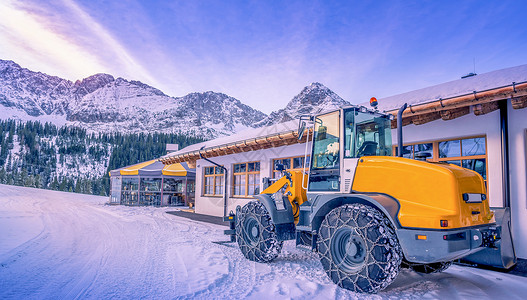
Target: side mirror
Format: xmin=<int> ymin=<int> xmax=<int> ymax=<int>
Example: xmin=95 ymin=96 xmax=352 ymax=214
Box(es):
xmin=298 ymin=121 xmax=306 ymax=141
xmin=297 ymin=115 xmax=314 ymax=140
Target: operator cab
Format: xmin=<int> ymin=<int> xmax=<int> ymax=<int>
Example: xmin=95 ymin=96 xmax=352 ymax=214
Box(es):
xmin=301 ymin=106 xmax=393 ymax=193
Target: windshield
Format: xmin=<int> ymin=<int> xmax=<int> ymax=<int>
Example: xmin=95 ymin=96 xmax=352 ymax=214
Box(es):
xmin=311 ymin=111 xmax=340 ymax=170
xmin=344 ymin=108 xmax=392 ymax=158
xmin=309 ymin=110 xmax=341 ymax=191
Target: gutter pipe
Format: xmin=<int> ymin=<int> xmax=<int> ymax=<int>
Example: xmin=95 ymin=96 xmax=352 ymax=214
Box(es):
xmin=199 ymin=150 xmax=229 ymax=217
xmin=499 ymin=100 xmax=511 ymax=208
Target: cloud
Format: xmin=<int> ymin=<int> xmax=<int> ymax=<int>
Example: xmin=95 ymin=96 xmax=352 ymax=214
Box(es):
xmin=0 ymin=0 xmax=165 ymax=90
xmin=58 ymin=0 xmax=163 ymax=86
xmin=0 ymin=0 xmax=106 ymax=79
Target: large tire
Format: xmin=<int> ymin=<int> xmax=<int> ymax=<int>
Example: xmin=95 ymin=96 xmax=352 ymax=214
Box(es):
xmin=317 ymin=204 xmax=402 ymax=293
xmin=236 ymin=201 xmax=283 ymax=263
xmin=408 ymin=261 xmax=452 ymax=274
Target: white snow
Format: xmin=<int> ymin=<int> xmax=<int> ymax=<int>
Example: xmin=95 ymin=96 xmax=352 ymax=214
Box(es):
xmin=1 ymin=184 xmax=526 ymax=299
xmin=370 ymin=64 xmax=527 ymax=112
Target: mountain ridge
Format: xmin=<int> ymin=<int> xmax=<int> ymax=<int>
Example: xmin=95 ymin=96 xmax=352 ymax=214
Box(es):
xmin=0 ymin=59 xmax=350 ymax=138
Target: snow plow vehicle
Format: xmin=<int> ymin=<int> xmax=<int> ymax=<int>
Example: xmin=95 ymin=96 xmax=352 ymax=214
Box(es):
xmin=224 ymin=103 xmax=516 ymax=293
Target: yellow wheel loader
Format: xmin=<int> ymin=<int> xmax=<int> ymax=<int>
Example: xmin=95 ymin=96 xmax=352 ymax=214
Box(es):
xmin=224 ymin=104 xmax=516 ymax=293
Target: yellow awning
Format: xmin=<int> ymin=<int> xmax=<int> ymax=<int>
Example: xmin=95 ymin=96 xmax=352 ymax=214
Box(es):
xmin=162 ymin=163 xmax=187 ymax=176
xmin=120 ymin=160 xmax=157 ymax=175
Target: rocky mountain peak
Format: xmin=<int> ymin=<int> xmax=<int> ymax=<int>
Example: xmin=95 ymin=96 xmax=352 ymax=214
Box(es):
xmin=0 ymin=59 xmax=21 ymax=72
xmin=175 ymin=91 xmax=267 ymax=133
xmin=73 ymin=73 xmax=115 ymax=97
xmin=254 ymin=82 xmax=350 ymax=127
xmin=287 ymin=82 xmax=346 ymax=109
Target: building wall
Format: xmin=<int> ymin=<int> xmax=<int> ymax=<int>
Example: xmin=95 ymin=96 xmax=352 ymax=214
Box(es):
xmin=508 ymin=101 xmax=527 ymax=259
xmin=195 ymin=142 xmax=310 ymax=217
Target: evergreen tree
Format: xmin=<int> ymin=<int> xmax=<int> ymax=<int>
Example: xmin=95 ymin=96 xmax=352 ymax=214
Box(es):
xmin=0 ymin=120 xmax=204 ymax=196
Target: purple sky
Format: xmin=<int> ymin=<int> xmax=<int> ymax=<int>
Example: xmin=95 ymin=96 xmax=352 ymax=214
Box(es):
xmin=1 ymin=0 xmax=526 ymax=113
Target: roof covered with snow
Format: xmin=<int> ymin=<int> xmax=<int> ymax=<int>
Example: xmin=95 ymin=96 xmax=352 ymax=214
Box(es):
xmin=161 ymin=120 xmax=300 ymax=160
xmin=369 ymin=64 xmax=527 ymax=112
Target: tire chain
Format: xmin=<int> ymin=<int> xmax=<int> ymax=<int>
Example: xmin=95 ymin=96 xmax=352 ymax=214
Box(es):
xmin=317 ymin=204 xmax=402 ymax=293
xmin=236 ymin=201 xmax=283 ymax=263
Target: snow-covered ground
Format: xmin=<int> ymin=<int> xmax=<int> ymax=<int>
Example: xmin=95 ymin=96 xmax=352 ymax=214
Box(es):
xmin=0 ymin=184 xmax=526 ymax=299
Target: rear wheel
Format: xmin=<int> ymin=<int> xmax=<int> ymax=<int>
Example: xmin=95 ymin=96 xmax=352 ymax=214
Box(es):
xmin=407 ymin=261 xmax=452 ymax=274
xmin=317 ymin=204 xmax=402 ymax=293
xmin=236 ymin=201 xmax=283 ymax=263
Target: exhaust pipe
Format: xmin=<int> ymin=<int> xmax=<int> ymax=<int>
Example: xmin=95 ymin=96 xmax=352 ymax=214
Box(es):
xmin=397 ymin=103 xmax=408 ymax=157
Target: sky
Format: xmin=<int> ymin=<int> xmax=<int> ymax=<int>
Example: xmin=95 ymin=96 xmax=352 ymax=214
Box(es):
xmin=1 ymin=0 xmax=526 ymax=114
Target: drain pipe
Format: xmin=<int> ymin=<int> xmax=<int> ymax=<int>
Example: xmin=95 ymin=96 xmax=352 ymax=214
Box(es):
xmin=499 ymin=100 xmax=511 ymax=208
xmin=397 ymin=103 xmax=408 ymax=157
xmin=199 ymin=150 xmax=228 ymax=217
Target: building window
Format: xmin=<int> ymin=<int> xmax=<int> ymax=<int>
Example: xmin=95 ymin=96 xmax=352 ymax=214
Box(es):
xmin=139 ymin=177 xmax=162 ymax=206
xmin=394 ymin=136 xmax=487 ymax=180
xmin=110 ymin=176 xmax=122 ymax=204
xmin=121 ymin=177 xmax=139 ymax=205
xmin=272 ymin=155 xmax=310 ymax=178
xmin=203 ymin=166 xmax=224 ymax=196
xmin=399 ymin=142 xmax=433 ymax=159
xmin=163 ymin=178 xmax=185 ymax=206
xmin=233 ymin=162 xmax=260 ymax=197
xmin=439 ymin=137 xmax=487 ymax=180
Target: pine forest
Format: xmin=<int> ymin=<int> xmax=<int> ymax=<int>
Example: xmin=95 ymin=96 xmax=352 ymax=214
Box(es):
xmin=0 ymin=120 xmax=204 ymax=196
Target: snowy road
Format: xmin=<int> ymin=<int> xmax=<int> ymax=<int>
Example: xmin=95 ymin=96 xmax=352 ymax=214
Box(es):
xmin=0 ymin=184 xmax=526 ymax=299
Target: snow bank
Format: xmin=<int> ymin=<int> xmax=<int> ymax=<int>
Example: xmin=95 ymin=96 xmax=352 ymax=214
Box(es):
xmin=0 ymin=184 xmax=526 ymax=299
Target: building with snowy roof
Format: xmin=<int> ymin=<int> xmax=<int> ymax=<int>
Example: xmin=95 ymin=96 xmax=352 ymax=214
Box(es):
xmin=109 ymin=160 xmax=196 ymax=207
xmin=160 ymin=64 xmax=527 ymax=259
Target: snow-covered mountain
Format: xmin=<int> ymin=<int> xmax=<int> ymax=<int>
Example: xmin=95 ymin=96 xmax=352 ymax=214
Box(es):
xmin=254 ymin=82 xmax=351 ymax=127
xmin=0 ymin=59 xmax=352 ymax=138
xmin=0 ymin=60 xmax=267 ymax=138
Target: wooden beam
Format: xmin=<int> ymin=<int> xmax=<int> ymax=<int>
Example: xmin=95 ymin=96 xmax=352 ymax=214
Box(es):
xmin=440 ymin=106 xmax=470 ymax=121
xmin=160 ymin=128 xmax=310 ymax=165
xmin=411 ymin=112 xmax=441 ymax=125
xmin=391 ymin=116 xmax=413 ymax=129
xmin=279 ymin=132 xmax=296 ymax=140
xmin=284 ymin=138 xmax=297 ymax=146
xmin=512 ymin=95 xmax=527 ymax=109
xmin=474 ymin=101 xmax=499 ymax=116
xmin=387 ymin=83 xmax=527 ymax=118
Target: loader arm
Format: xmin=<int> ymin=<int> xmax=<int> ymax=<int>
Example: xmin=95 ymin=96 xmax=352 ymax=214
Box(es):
xmin=260 ymin=170 xmax=308 ymax=224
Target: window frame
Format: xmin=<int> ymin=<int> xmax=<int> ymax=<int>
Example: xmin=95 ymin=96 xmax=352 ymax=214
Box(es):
xmin=232 ymin=161 xmax=260 ymax=198
xmin=393 ymin=135 xmax=488 ymax=181
xmin=272 ymin=155 xmax=310 ymax=178
xmin=203 ymin=166 xmax=224 ymax=197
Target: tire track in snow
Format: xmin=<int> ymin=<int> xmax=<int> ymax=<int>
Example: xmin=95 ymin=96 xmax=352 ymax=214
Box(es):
xmin=171 ymin=216 xmax=256 ymax=299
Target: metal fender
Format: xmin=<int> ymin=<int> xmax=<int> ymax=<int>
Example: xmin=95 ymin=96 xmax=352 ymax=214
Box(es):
xmin=308 ymin=193 xmax=401 ymax=233
xmin=253 ymin=194 xmax=296 ymax=241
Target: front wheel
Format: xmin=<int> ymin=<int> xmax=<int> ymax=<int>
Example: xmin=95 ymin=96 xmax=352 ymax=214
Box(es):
xmin=317 ymin=204 xmax=402 ymax=293
xmin=236 ymin=201 xmax=283 ymax=263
